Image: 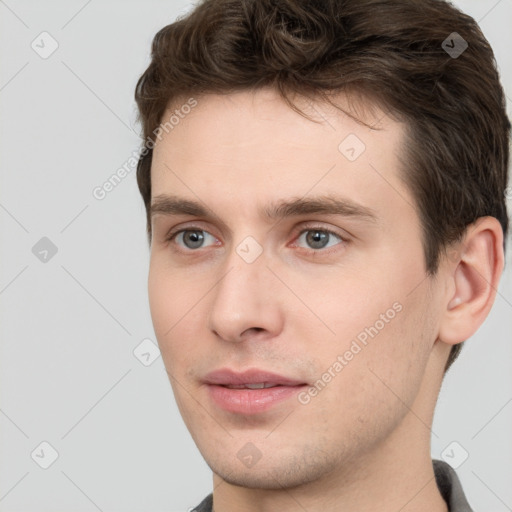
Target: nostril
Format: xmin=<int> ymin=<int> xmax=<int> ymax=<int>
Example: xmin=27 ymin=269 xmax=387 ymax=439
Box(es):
xmin=249 ymin=327 xmax=264 ymax=334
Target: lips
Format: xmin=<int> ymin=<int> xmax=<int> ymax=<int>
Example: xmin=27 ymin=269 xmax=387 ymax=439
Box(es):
xmin=203 ymin=368 xmax=308 ymax=414
xmin=203 ymin=368 xmax=307 ymax=387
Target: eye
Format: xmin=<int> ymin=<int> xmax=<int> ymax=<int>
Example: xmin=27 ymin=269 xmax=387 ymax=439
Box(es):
xmin=168 ymin=229 xmax=218 ymax=250
xmin=165 ymin=225 xmax=347 ymax=254
xmin=294 ymin=227 xmax=345 ymax=251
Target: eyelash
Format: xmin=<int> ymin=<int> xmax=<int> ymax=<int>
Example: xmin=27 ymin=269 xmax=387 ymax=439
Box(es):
xmin=164 ymin=224 xmax=349 ymax=255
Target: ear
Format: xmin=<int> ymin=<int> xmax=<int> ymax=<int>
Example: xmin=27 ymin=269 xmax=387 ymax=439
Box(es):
xmin=438 ymin=216 xmax=505 ymax=346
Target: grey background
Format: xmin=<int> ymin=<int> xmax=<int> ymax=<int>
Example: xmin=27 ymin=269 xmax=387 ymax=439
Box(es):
xmin=0 ymin=1 xmax=510 ymax=511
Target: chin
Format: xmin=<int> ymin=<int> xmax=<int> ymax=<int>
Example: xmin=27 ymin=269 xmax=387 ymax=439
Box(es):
xmin=204 ymin=448 xmax=340 ymax=490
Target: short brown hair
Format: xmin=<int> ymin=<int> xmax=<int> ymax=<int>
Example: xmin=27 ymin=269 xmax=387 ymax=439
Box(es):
xmin=134 ymin=0 xmax=510 ymax=371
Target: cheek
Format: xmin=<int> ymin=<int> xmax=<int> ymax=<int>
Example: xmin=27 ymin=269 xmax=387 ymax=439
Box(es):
xmin=148 ymin=264 xmax=198 ymax=417
xmin=148 ymin=257 xmax=214 ymax=380
xmin=148 ymin=261 xmax=174 ymax=340
xmin=148 ymin=258 xmax=192 ymax=362
xmin=148 ymin=251 xmax=201 ymax=332
xmin=306 ymin=293 xmax=434 ymax=451
xmin=309 ymin=254 xmax=433 ymax=395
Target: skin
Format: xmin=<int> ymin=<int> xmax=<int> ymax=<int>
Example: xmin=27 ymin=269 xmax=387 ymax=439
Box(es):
xmin=148 ymin=87 xmax=504 ymax=512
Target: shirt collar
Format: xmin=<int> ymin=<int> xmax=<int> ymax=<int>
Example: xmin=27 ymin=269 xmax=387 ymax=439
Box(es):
xmin=433 ymin=459 xmax=474 ymax=511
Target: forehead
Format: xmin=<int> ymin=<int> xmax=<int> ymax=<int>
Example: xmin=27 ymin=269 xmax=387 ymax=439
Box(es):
xmin=150 ymin=88 xmax=413 ymax=225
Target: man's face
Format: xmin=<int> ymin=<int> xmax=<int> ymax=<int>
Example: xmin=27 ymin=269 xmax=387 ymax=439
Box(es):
xmin=149 ymin=88 xmax=444 ymax=488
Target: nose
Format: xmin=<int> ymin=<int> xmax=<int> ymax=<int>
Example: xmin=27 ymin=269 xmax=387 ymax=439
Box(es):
xmin=206 ymin=246 xmax=284 ymax=344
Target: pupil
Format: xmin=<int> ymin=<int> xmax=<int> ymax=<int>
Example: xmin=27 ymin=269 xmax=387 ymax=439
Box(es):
xmin=307 ymin=230 xmax=328 ymax=249
xmin=185 ymin=231 xmax=204 ymax=248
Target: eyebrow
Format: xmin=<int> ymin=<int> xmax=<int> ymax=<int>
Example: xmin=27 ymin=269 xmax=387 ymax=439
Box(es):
xmin=150 ymin=194 xmax=378 ymax=224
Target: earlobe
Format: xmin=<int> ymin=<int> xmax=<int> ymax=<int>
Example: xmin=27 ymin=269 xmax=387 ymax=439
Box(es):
xmin=437 ymin=216 xmax=504 ymax=346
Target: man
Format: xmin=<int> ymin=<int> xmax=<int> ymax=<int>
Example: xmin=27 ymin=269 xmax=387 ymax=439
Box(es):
xmin=134 ymin=0 xmax=510 ymax=510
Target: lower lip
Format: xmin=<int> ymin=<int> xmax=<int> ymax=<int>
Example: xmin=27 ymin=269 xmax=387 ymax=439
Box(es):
xmin=206 ymin=384 xmax=307 ymax=414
